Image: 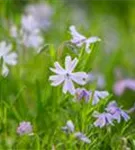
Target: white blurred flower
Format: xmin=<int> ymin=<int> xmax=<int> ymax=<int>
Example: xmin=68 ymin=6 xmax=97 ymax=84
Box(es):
xmin=10 ymin=24 xmax=44 ymax=50
xmin=22 ymin=30 xmax=44 ymax=49
xmin=74 ymin=132 xmax=91 ymax=144
xmin=69 ymin=25 xmax=101 ymax=53
xmin=0 ymin=41 xmax=17 ymax=77
xmin=49 ymin=56 xmax=88 ymax=95
xmin=25 ymin=3 xmax=53 ymax=30
xmin=21 ymin=15 xmax=38 ymax=33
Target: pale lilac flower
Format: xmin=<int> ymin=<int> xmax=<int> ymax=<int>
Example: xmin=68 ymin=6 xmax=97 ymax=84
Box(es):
xmin=49 ymin=56 xmax=88 ymax=95
xmin=62 ymin=120 xmax=75 ymax=133
xmin=75 ymin=88 xmax=90 ymax=102
xmin=74 ymin=132 xmax=91 ymax=144
xmin=75 ymin=88 xmax=109 ymax=105
xmin=0 ymin=41 xmax=17 ymax=77
xmin=106 ymin=101 xmax=130 ymax=123
xmin=113 ymin=79 xmax=135 ymax=96
xmin=69 ymin=25 xmax=101 ymax=53
xmin=22 ymin=30 xmax=43 ymax=49
xmin=93 ymin=111 xmax=114 ymax=128
xmin=90 ymin=90 xmax=109 ymax=105
xmin=10 ymin=25 xmax=43 ymax=50
xmin=17 ymin=121 xmax=33 ymax=136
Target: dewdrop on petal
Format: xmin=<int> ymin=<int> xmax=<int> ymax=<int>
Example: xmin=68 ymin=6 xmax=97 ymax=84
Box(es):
xmin=17 ymin=121 xmax=33 ymax=136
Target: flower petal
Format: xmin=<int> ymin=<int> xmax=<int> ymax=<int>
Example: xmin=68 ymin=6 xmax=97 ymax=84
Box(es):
xmin=69 ymin=25 xmax=86 ymax=46
xmin=54 ymin=62 xmax=65 ymax=73
xmin=70 ymin=57 xmax=78 ymax=72
xmin=49 ymin=75 xmax=64 ymax=86
xmin=63 ymin=79 xmax=75 ymax=95
xmin=65 ymin=56 xmax=72 ymax=71
xmin=71 ymin=72 xmax=88 ymax=85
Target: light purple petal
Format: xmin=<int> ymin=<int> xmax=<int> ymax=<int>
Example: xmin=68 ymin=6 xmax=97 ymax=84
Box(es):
xmin=63 ymin=79 xmax=75 ymax=95
xmin=86 ymin=36 xmax=101 ymax=43
xmin=54 ymin=62 xmax=65 ymax=73
xmin=49 ymin=75 xmax=64 ymax=86
xmin=65 ymin=56 xmax=72 ymax=71
xmin=70 ymin=58 xmax=78 ymax=72
xmin=71 ymin=72 xmax=88 ymax=85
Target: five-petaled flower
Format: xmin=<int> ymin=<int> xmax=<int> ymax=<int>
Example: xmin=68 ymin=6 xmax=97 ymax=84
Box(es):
xmin=106 ymin=101 xmax=130 ymax=123
xmin=49 ymin=56 xmax=88 ymax=95
xmin=69 ymin=25 xmax=101 ymax=53
xmin=93 ymin=111 xmax=114 ymax=128
xmin=0 ymin=41 xmax=17 ymax=77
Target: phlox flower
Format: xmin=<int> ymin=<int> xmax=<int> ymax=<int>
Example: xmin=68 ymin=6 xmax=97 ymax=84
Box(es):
xmin=49 ymin=56 xmax=88 ymax=95
xmin=69 ymin=25 xmax=101 ymax=53
xmin=17 ymin=121 xmax=33 ymax=136
xmin=75 ymin=88 xmax=90 ymax=102
xmin=93 ymin=111 xmax=114 ymax=128
xmin=62 ymin=120 xmax=90 ymax=144
xmin=75 ymin=88 xmax=109 ymax=105
xmin=10 ymin=25 xmax=43 ymax=50
xmin=0 ymin=41 xmax=17 ymax=77
xmin=106 ymin=101 xmax=130 ymax=123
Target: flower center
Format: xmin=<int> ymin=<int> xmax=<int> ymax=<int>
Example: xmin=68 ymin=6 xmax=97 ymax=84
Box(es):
xmin=65 ymin=73 xmax=70 ymax=79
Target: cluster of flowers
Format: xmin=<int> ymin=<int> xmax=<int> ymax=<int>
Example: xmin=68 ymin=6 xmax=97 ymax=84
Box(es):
xmin=93 ymin=101 xmax=130 ymax=128
xmin=14 ymin=25 xmax=130 ymax=144
xmin=0 ymin=3 xmax=52 ymax=77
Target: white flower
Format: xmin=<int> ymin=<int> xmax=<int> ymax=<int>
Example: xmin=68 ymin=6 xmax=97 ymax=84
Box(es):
xmin=62 ymin=120 xmax=75 ymax=133
xmin=90 ymin=90 xmax=109 ymax=105
xmin=25 ymin=3 xmax=53 ymax=30
xmin=0 ymin=41 xmax=17 ymax=77
xmin=69 ymin=25 xmax=101 ymax=53
xmin=22 ymin=30 xmax=43 ymax=49
xmin=49 ymin=56 xmax=88 ymax=95
xmin=74 ymin=132 xmax=91 ymax=144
